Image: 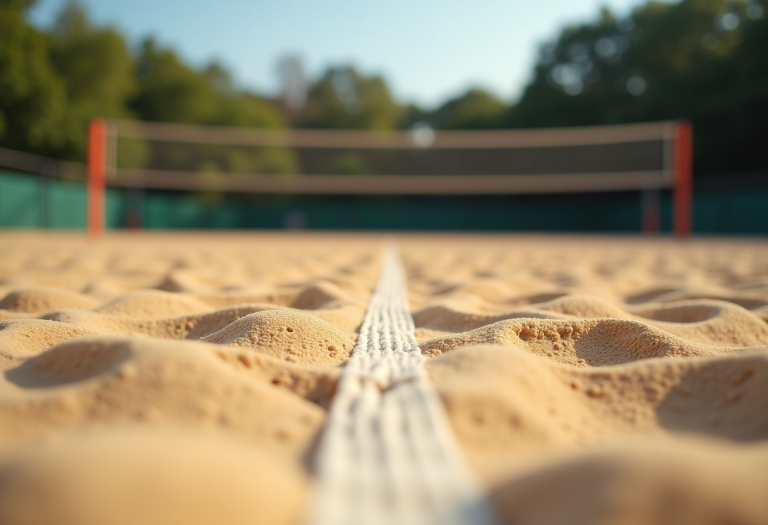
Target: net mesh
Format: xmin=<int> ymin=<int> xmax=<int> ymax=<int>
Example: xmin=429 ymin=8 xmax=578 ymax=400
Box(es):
xmin=108 ymin=120 xmax=678 ymax=194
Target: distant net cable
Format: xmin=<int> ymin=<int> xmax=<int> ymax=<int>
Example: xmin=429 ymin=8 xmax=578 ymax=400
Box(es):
xmin=308 ymin=242 xmax=496 ymax=525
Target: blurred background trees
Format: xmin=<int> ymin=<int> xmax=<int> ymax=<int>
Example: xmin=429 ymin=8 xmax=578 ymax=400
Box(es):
xmin=47 ymin=1 xmax=135 ymax=159
xmin=128 ymin=41 xmax=284 ymax=129
xmin=422 ymin=89 xmax=508 ymax=130
xmin=0 ymin=0 xmax=287 ymax=163
xmin=0 ymin=0 xmax=766 ymax=177
xmin=0 ymin=0 xmax=68 ymax=155
xmin=298 ymin=67 xmax=401 ymax=130
xmin=508 ymin=0 xmax=768 ymax=177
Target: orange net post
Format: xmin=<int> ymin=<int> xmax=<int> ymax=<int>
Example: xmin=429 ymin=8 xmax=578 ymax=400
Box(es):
xmin=674 ymin=119 xmax=693 ymax=239
xmin=87 ymin=118 xmax=106 ymax=240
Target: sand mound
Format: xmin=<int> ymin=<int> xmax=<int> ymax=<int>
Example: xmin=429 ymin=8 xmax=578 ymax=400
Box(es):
xmin=0 ymin=428 xmax=308 ymax=525
xmin=35 ymin=302 xmax=362 ymax=343
xmin=626 ymin=287 xmax=768 ymax=310
xmin=419 ymin=318 xmax=748 ymax=366
xmin=426 ymin=345 xmax=768 ymax=478
xmin=94 ymin=289 xmax=212 ymax=318
xmin=0 ymin=286 xmax=99 ymax=314
xmin=0 ymin=319 xmax=100 ymax=361
xmin=0 ymin=336 xmax=327 ymax=458
xmin=202 ymin=310 xmax=355 ymax=365
xmin=41 ymin=304 xmax=289 ymax=339
xmin=491 ymin=440 xmax=768 ymax=525
xmin=157 ymin=269 xmax=228 ymax=293
xmin=414 ymin=294 xmax=768 ymax=347
xmin=3 ymin=281 xmax=367 ymax=341
xmin=1 ymin=233 xmax=768 ymax=524
xmin=212 ymin=347 xmax=341 ymax=409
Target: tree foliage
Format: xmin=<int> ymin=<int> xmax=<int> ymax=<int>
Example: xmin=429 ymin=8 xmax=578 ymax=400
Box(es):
xmin=0 ymin=0 xmax=286 ymax=161
xmin=47 ymin=1 xmax=136 ymax=158
xmin=0 ymin=0 xmax=68 ymax=153
xmin=430 ymin=88 xmax=507 ymax=129
xmin=299 ymin=67 xmax=401 ymax=130
xmin=128 ymin=40 xmax=285 ymax=129
xmin=128 ymin=40 xmax=222 ymax=125
xmin=1 ymin=0 xmax=766 ymax=177
xmin=509 ymin=0 xmax=768 ymax=175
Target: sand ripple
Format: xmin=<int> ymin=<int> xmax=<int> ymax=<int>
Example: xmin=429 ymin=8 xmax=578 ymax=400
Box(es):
xmin=0 ymin=233 xmax=767 ymax=524
xmin=0 ymin=429 xmax=308 ymax=525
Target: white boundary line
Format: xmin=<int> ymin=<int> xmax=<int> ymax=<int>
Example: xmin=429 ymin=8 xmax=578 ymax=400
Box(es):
xmin=309 ymin=242 xmax=496 ymax=525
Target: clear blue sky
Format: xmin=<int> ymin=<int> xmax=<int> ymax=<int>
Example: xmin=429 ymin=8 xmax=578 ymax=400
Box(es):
xmin=30 ymin=0 xmax=650 ymax=108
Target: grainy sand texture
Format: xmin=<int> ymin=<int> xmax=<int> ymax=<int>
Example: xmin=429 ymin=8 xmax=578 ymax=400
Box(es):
xmin=1 ymin=231 xmax=767 ymax=525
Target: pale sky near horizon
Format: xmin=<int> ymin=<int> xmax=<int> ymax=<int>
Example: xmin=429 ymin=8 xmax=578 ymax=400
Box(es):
xmin=29 ymin=0 xmax=656 ymax=108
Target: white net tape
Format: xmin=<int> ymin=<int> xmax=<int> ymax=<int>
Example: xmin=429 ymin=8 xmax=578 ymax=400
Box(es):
xmin=309 ymin=242 xmax=496 ymax=525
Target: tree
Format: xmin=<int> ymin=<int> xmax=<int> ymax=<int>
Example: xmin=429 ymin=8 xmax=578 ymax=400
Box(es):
xmin=47 ymin=0 xmax=136 ymax=159
xmin=430 ymin=88 xmax=507 ymax=129
xmin=129 ymin=40 xmax=285 ymax=129
xmin=299 ymin=67 xmax=401 ymax=130
xmin=129 ymin=39 xmax=221 ymax=124
xmin=0 ymin=0 xmax=68 ymax=155
xmin=508 ymin=0 xmax=768 ymax=175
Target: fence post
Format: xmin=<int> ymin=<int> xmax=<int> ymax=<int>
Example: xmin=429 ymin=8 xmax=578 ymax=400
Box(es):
xmin=674 ymin=119 xmax=693 ymax=239
xmin=87 ymin=118 xmax=106 ymax=240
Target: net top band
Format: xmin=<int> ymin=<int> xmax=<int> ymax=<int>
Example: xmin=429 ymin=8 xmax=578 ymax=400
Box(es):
xmin=112 ymin=119 xmax=678 ymax=149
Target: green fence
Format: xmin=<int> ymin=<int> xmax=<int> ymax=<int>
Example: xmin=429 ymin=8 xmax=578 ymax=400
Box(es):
xmin=1 ymin=170 xmax=766 ymax=234
xmin=0 ymin=171 xmax=124 ymax=229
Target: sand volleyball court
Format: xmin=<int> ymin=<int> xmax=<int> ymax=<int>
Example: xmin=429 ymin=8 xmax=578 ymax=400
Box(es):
xmin=0 ymin=231 xmax=767 ymax=524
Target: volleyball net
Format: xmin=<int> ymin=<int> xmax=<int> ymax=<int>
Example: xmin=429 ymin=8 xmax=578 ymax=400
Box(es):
xmin=86 ymin=118 xmax=692 ymax=237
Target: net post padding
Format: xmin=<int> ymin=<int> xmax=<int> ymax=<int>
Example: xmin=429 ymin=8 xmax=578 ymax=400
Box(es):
xmin=87 ymin=118 xmax=107 ymax=240
xmin=674 ymin=120 xmax=693 ymax=239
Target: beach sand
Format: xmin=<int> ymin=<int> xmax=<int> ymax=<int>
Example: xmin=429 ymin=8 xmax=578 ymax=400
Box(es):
xmin=1 ymin=231 xmax=767 ymax=524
